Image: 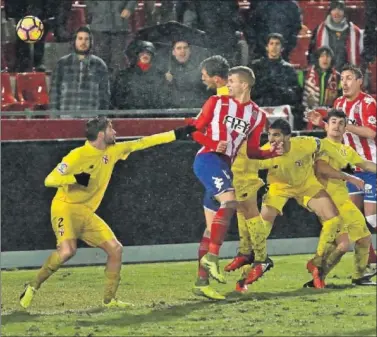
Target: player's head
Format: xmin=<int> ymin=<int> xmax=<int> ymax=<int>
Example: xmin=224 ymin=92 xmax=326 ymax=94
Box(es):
xmin=227 ymin=66 xmax=255 ymax=97
xmin=86 ymin=116 xmax=116 ymax=145
xmin=268 ymin=119 xmax=291 ymax=145
xmin=266 ymin=33 xmax=284 ymax=60
xmin=73 ymin=26 xmax=92 ymax=55
xmin=172 ymin=40 xmax=191 ymax=64
xmin=340 ymin=64 xmax=363 ymax=99
xmin=200 ymin=55 xmax=230 ymax=90
xmin=325 ymin=108 xmax=347 ymax=139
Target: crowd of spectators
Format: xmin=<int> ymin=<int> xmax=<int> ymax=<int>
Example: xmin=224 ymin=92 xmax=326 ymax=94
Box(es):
xmin=1 ymin=0 xmax=376 ymax=130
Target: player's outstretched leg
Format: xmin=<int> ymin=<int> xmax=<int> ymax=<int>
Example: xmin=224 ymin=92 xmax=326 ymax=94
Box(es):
xmin=193 ymin=229 xmax=225 ymax=300
xmin=224 ymin=212 xmax=255 ymax=272
xmin=100 ymin=239 xmax=134 ymax=308
xmin=201 ymin=200 xmax=237 ymax=283
xmin=352 ymin=236 xmax=377 ymax=286
xmin=244 ymin=256 xmax=274 ymax=286
xmin=20 ymin=249 xmax=66 ymax=309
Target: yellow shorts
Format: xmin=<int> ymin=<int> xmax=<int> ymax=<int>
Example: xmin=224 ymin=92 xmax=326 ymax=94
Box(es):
xmin=51 ymin=199 xmax=116 ymax=247
xmin=234 ymin=178 xmax=265 ymax=202
xmin=262 ymin=176 xmax=324 ymax=214
xmin=336 ymin=199 xmax=370 ymax=242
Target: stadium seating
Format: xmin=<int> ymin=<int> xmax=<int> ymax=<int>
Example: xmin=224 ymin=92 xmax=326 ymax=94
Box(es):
xmin=15 ymin=72 xmax=50 ymax=110
xmin=1 ymin=72 xmax=33 ymax=112
xmin=290 ymin=33 xmax=311 ymax=69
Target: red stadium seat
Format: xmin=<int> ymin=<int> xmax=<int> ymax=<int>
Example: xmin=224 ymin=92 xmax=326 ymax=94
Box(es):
xmin=1 ymin=72 xmax=34 ymax=113
xmin=67 ymin=4 xmax=86 ymax=36
xmin=15 ymin=72 xmax=50 ymax=110
xmin=301 ymin=5 xmax=328 ymax=31
xmin=290 ymin=34 xmax=311 ymax=69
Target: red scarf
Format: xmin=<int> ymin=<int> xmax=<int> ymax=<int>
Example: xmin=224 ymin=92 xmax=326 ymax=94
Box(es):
xmin=137 ymin=61 xmax=151 ymax=72
xmin=315 ymin=21 xmax=362 ymax=66
xmin=303 ymin=65 xmax=339 ymax=108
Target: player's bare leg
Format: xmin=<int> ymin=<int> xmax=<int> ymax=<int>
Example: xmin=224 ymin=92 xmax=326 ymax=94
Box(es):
xmin=243 ymin=205 xmax=277 ymax=286
xmin=20 ymin=239 xmax=77 ymax=309
xmin=307 ymin=190 xmax=343 ymax=288
xmin=98 ymin=238 xmax=133 ymax=307
xmin=200 ymin=190 xmax=237 ymax=284
xmin=193 ymin=209 xmax=225 ymax=300
xmin=225 ymin=196 xmax=257 ymax=273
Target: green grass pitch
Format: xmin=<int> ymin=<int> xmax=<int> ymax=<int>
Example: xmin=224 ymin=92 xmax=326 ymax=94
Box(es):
xmin=1 ymin=254 xmax=376 ymax=336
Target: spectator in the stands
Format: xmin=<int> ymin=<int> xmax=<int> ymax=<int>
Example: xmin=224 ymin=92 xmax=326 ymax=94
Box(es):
xmin=298 ymin=46 xmax=341 ymax=111
xmin=250 ymin=33 xmax=302 ymax=129
xmin=164 ymin=39 xmax=208 ymax=108
xmin=243 ymin=0 xmax=302 ymax=61
xmin=188 ymin=1 xmax=241 ymax=66
xmin=308 ymin=0 xmax=364 ymax=72
xmin=86 ymin=1 xmax=137 ymax=76
xmin=176 ymin=1 xmax=199 ymax=29
xmin=49 ymin=26 xmax=110 ymax=116
xmin=111 ymin=41 xmax=166 ymax=110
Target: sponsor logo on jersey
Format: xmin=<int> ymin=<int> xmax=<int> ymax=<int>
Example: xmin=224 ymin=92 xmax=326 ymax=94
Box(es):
xmin=223 ymin=115 xmax=250 ymax=136
xmin=368 ymin=116 xmax=376 ymax=125
xmin=102 ymin=155 xmax=109 ymax=164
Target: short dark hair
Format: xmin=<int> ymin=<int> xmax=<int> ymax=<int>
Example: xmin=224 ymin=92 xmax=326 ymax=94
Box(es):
xmin=228 ymin=66 xmax=256 ymax=88
xmin=266 ymin=33 xmax=285 ymax=46
xmin=341 ymin=64 xmax=363 ymax=79
xmin=86 ymin=116 xmax=110 ymax=141
xmin=269 ymin=119 xmax=292 ymax=135
xmin=200 ymin=55 xmax=230 ymax=80
xmin=326 ymin=108 xmax=347 ymax=122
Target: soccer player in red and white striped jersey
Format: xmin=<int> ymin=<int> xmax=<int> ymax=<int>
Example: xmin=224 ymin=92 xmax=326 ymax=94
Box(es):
xmin=308 ymin=64 xmax=377 ymax=277
xmin=190 ymin=66 xmax=283 ymax=291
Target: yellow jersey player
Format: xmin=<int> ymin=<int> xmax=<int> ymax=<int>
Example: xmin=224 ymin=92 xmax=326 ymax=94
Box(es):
xmin=308 ymin=109 xmax=376 ymax=287
xmin=19 ymin=116 xmax=196 ymax=309
xmin=242 ymin=118 xmax=355 ymax=289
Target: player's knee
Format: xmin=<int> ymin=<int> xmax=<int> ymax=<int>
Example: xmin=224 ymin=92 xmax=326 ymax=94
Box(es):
xmin=336 ymin=239 xmax=350 ymax=253
xmin=108 ymin=242 xmax=123 ymax=258
xmin=59 ymin=246 xmax=77 ymax=262
xmin=221 ymin=200 xmax=238 ymax=210
xmin=356 ymin=234 xmax=371 ymax=247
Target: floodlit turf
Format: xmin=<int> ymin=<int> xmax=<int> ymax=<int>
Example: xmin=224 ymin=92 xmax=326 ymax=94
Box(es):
xmin=1 ymin=254 xmax=376 ymax=336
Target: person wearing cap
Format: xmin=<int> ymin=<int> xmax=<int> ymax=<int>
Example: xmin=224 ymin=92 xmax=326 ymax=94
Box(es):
xmin=308 ymin=0 xmax=364 ymax=71
xmin=111 ymin=40 xmax=166 ymax=110
xmin=49 ymin=26 xmax=110 ymax=116
xmin=298 ymin=46 xmax=342 ymax=114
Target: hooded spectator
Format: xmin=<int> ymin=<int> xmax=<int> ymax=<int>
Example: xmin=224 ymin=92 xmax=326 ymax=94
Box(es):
xmin=308 ymin=0 xmax=364 ymax=71
xmin=49 ymin=26 xmax=110 ymax=115
xmin=111 ymin=41 xmax=166 ymax=110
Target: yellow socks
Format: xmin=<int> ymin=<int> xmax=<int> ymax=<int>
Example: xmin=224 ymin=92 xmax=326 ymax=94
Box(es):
xmin=246 ymin=215 xmax=267 ymax=262
xmin=317 ymin=216 xmax=342 ymax=257
xmin=264 ymin=220 xmax=273 ymax=238
xmin=353 ymin=243 xmax=369 ymax=279
xmin=30 ymin=251 xmax=63 ymax=289
xmin=322 ymin=248 xmax=346 ymax=278
xmin=104 ymin=270 xmax=121 ymax=304
xmin=237 ymin=212 xmax=253 ymax=255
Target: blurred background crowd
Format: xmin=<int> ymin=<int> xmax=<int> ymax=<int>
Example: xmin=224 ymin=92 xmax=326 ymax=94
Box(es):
xmin=1 ymin=0 xmax=376 ymax=130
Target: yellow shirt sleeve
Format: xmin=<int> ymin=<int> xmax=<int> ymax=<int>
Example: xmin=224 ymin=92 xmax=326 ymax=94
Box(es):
xmin=348 ymin=147 xmax=365 ymax=166
xmin=318 ymin=139 xmax=349 ymax=167
xmin=44 ymin=149 xmax=81 ymax=188
xmin=113 ymin=131 xmax=176 ymax=160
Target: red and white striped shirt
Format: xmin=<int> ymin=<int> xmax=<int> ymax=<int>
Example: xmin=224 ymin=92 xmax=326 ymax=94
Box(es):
xmin=334 ymin=92 xmax=377 ymax=166
xmin=192 ymin=95 xmax=266 ymax=163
